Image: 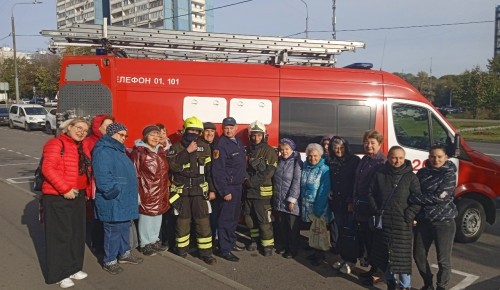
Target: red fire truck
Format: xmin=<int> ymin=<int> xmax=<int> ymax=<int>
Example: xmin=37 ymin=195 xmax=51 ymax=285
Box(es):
xmin=42 ymin=24 xmax=500 ymax=243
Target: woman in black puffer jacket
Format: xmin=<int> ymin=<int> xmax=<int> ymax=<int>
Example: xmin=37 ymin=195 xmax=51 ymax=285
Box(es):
xmin=407 ymin=144 xmax=457 ymax=290
xmin=367 ymin=146 xmax=421 ymax=290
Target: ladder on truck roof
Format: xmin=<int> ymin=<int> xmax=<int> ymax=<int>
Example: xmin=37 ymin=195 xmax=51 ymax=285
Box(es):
xmin=40 ymin=22 xmax=365 ymax=66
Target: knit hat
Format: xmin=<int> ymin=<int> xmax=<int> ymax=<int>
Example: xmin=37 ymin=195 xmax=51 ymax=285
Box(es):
xmin=203 ymin=122 xmax=216 ymax=130
xmin=279 ymin=138 xmax=296 ymax=151
xmin=142 ymin=125 xmax=160 ymax=138
xmin=106 ymin=122 xmax=127 ymax=136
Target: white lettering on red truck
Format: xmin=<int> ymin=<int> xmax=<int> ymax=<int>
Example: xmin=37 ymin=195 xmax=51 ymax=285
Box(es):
xmin=117 ymin=76 xmax=180 ymax=86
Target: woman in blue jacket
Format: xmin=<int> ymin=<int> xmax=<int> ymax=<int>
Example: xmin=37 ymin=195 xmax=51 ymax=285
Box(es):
xmin=273 ymin=138 xmax=303 ymax=259
xmin=301 ymin=143 xmax=332 ymax=266
xmin=93 ymin=123 xmax=143 ymax=275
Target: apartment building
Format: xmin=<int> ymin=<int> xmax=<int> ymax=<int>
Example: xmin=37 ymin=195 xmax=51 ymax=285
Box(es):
xmin=56 ymin=0 xmax=110 ymax=29
xmin=56 ymin=0 xmax=213 ymax=32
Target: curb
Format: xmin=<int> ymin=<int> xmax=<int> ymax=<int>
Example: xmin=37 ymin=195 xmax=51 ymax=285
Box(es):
xmin=158 ymin=251 xmax=251 ymax=290
xmin=0 ymin=178 xmax=251 ymax=290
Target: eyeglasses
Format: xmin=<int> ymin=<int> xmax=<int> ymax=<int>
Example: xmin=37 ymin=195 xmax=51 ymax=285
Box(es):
xmin=73 ymin=125 xmax=89 ymax=134
xmin=117 ymin=132 xmax=128 ymax=139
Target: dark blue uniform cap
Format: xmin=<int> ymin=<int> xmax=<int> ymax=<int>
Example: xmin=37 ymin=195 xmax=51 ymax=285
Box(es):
xmin=222 ymin=117 xmax=237 ymax=126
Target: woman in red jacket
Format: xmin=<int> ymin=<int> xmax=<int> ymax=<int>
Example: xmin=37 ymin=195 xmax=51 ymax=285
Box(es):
xmin=41 ymin=118 xmax=92 ymax=288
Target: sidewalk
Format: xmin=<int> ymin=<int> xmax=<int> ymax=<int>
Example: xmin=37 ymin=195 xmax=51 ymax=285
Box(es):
xmin=0 ymin=179 xmax=249 ymax=290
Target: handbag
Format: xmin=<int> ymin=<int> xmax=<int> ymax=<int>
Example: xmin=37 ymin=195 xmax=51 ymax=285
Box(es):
xmin=370 ymin=174 xmax=405 ymax=230
xmin=33 ymin=139 xmax=65 ymax=191
xmin=308 ymin=214 xmax=330 ymax=251
xmin=336 ymin=214 xmax=359 ymax=260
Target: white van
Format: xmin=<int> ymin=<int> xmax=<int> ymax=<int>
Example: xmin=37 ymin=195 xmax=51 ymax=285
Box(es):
xmin=9 ymin=104 xmax=47 ymax=131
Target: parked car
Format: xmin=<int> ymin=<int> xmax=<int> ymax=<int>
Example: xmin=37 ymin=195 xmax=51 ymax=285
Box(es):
xmin=46 ymin=99 xmax=58 ymax=107
xmin=21 ymin=98 xmax=30 ymax=104
xmin=9 ymin=104 xmax=47 ymax=131
xmin=28 ymin=97 xmax=45 ymax=106
xmin=439 ymin=105 xmax=462 ymax=114
xmin=0 ymin=107 xmax=9 ymax=125
xmin=45 ymin=108 xmax=57 ymax=135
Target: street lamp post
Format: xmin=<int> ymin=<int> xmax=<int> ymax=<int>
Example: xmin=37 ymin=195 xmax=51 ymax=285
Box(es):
xmin=299 ymin=0 xmax=309 ymax=38
xmin=11 ymin=0 xmax=43 ymax=103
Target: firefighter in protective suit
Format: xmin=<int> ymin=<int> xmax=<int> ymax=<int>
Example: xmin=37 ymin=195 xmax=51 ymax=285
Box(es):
xmin=244 ymin=120 xmax=278 ymax=256
xmin=167 ymin=116 xmax=217 ymax=265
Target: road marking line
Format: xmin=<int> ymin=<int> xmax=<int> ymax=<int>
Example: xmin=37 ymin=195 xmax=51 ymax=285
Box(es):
xmin=16 ymin=152 xmax=22 ymax=154
xmin=486 ymin=153 xmax=500 ymax=157
xmin=24 ymin=155 xmax=31 ymax=157
xmin=0 ymin=163 xmax=38 ymax=167
xmin=431 ymin=264 xmax=479 ymax=290
xmin=6 ymin=176 xmax=32 ymax=184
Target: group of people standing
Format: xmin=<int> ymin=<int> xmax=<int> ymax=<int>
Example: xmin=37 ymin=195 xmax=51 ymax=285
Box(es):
xmin=40 ymin=114 xmax=457 ymax=290
xmin=322 ymin=131 xmax=458 ymax=290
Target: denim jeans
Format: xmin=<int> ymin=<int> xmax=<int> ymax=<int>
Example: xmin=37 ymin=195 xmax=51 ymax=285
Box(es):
xmin=385 ymin=270 xmax=411 ymax=288
xmin=413 ymin=219 xmax=456 ymax=289
xmin=103 ymin=221 xmax=131 ymax=264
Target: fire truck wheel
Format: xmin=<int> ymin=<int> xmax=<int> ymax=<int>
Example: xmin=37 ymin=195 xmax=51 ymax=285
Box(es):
xmin=455 ymin=199 xmax=485 ymax=243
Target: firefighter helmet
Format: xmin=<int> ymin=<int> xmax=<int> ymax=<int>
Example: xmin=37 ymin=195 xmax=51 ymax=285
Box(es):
xmin=183 ymin=116 xmax=204 ymax=132
xmin=248 ymin=120 xmax=266 ymax=135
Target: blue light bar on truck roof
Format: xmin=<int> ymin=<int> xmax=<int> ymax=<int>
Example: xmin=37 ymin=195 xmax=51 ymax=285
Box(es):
xmin=343 ymin=63 xmax=373 ymax=69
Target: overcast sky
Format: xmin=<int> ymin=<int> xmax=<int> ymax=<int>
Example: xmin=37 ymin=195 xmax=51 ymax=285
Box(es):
xmin=0 ymin=0 xmax=496 ymax=77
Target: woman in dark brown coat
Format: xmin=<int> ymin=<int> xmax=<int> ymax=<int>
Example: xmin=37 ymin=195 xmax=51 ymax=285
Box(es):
xmin=367 ymin=146 xmax=421 ymax=290
xmin=130 ymin=125 xmax=171 ymax=256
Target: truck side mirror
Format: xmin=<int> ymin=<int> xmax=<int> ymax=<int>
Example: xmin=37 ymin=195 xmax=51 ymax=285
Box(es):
xmin=453 ymin=133 xmax=461 ymax=158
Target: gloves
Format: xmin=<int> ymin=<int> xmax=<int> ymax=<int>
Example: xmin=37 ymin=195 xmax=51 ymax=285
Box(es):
xmin=171 ymin=198 xmax=182 ymax=213
xmin=249 ymin=157 xmax=266 ymax=173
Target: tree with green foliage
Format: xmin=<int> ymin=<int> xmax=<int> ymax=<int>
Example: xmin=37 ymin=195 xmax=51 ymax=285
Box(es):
xmin=0 ymin=54 xmax=61 ymax=100
xmin=454 ymin=66 xmax=491 ymax=119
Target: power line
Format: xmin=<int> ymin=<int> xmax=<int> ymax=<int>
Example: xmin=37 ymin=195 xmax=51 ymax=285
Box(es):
xmin=320 ymin=20 xmax=492 ymax=33
xmin=164 ymin=0 xmax=255 ymax=21
xmin=283 ymin=20 xmax=493 ymax=37
xmin=0 ymin=34 xmax=42 ymax=41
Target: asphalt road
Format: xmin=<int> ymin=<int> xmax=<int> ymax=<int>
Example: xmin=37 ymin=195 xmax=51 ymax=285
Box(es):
xmin=0 ymin=126 xmax=499 ymax=289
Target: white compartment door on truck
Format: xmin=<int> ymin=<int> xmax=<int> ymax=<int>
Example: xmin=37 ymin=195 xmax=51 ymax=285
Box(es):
xmin=386 ymin=98 xmax=458 ymax=172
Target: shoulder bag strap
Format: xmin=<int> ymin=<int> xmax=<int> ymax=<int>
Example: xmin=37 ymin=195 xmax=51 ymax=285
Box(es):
xmin=379 ymin=173 xmax=406 ymax=213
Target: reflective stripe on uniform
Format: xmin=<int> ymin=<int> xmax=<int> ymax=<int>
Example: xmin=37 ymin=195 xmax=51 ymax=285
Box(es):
xmin=204 ymin=156 xmax=211 ymax=164
xmin=260 ymin=185 xmax=273 ymax=197
xmin=176 ymin=234 xmax=190 ymax=248
xmin=200 ymin=182 xmax=209 ymax=193
xmin=182 ymin=163 xmax=191 ymax=169
xmin=250 ymin=228 xmax=260 ymax=238
xmin=169 ymin=193 xmax=180 ymax=204
xmin=261 ymin=238 xmax=274 ymax=247
xmin=197 ymin=236 xmax=212 ymax=249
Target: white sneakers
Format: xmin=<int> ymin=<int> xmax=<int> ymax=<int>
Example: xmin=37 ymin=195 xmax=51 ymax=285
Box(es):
xmin=57 ymin=278 xmax=74 ymax=289
xmin=340 ymin=263 xmax=352 ymax=274
xmin=57 ymin=271 xmax=88 ymax=288
xmin=332 ymin=260 xmax=352 ymax=274
xmin=69 ymin=271 xmax=88 ymax=280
